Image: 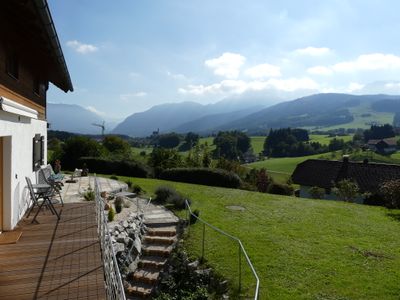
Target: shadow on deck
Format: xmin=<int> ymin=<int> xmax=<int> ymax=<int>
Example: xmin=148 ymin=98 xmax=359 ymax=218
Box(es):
xmin=0 ymin=202 xmax=106 ymax=300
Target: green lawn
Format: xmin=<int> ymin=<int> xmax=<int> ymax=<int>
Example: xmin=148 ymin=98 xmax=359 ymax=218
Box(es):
xmin=113 ymin=176 xmax=400 ymax=299
xmin=250 ymin=136 xmax=265 ymax=155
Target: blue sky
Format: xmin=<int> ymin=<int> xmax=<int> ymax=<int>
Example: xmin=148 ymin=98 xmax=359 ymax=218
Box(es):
xmin=48 ymin=0 xmax=400 ymax=121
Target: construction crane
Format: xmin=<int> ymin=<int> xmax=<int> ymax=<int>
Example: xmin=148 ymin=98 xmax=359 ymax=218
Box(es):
xmin=92 ymin=121 xmax=105 ymax=136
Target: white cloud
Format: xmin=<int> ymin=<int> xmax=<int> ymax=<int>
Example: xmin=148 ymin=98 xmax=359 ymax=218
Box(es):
xmin=347 ymin=82 xmax=364 ymax=92
xmin=294 ymin=46 xmax=331 ymax=56
xmin=245 ymin=63 xmax=281 ymax=78
xmin=179 ymin=77 xmax=318 ymax=96
xmin=166 ymin=71 xmax=187 ymax=80
xmin=120 ymin=92 xmax=147 ymax=102
xmin=333 ymin=53 xmax=400 ymax=72
xmin=86 ymin=106 xmax=105 ymax=116
xmin=307 ymin=66 xmax=333 ymax=76
xmin=66 ymin=40 xmax=98 ymax=54
xmin=385 ymin=82 xmax=400 ymax=89
xmin=205 ymin=52 xmax=246 ymax=79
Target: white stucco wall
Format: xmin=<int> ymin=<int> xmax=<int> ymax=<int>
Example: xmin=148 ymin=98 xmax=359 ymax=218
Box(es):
xmin=0 ymin=110 xmax=47 ymax=230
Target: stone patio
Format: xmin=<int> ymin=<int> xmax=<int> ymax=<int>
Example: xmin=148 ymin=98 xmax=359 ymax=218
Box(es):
xmin=60 ymin=175 xmax=128 ymax=203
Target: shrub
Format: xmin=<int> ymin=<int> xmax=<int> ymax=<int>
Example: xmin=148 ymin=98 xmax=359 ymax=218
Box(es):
xmin=333 ymin=179 xmax=360 ymax=202
xmin=309 ymin=186 xmax=325 ymax=199
xmin=267 ymin=183 xmax=294 ymax=196
xmin=78 ymin=157 xmax=150 ymax=178
xmin=380 ymin=179 xmax=400 ymax=208
xmin=83 ymin=188 xmax=95 ymax=201
xmin=110 ymin=175 xmax=119 ymax=180
xmin=114 ymin=196 xmax=124 ymax=213
xmin=125 ymin=180 xmax=133 ymax=188
xmin=154 ymin=186 xmax=177 ymax=204
xmin=160 ymin=168 xmax=242 ymax=188
xmin=108 ymin=207 xmax=115 ymax=222
xmin=190 ymin=209 xmax=200 ymax=224
xmin=133 ymin=184 xmax=144 ymax=195
xmin=167 ymin=193 xmax=188 ymax=210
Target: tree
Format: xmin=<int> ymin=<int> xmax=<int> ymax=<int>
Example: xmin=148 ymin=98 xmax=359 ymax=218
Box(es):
xmin=157 ymin=133 xmax=181 ymax=149
xmin=148 ymin=148 xmax=182 ymax=177
xmin=102 ymin=135 xmax=131 ymax=157
xmin=184 ymin=132 xmax=199 ymax=148
xmin=380 ymin=179 xmax=400 ymax=208
xmin=332 ymin=179 xmax=359 ymax=202
xmin=363 ymin=124 xmax=395 ymax=142
xmin=256 ymin=168 xmax=270 ymax=193
xmin=61 ymin=136 xmax=104 ymax=170
xmin=213 ymin=131 xmax=251 ymax=161
xmin=328 ymin=138 xmax=345 ymax=151
xmin=308 ymin=186 xmax=325 ymax=199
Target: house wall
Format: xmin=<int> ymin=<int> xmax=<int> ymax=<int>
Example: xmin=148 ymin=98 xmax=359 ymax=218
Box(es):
xmin=0 ymin=110 xmax=47 ymax=230
xmin=0 ymin=22 xmax=47 ymax=120
xmin=300 ymin=186 xmax=364 ymax=204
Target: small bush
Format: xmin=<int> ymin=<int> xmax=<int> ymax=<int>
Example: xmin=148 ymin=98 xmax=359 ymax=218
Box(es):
xmin=125 ymin=180 xmax=133 ymax=188
xmin=267 ymin=183 xmax=294 ymax=196
xmin=167 ymin=193 xmax=188 ymax=210
xmin=160 ymin=167 xmax=242 ymax=188
xmin=309 ymin=186 xmax=325 ymax=199
xmin=110 ymin=175 xmax=119 ymax=180
xmin=154 ymin=186 xmax=177 ymax=204
xmin=133 ymin=184 xmax=144 ymax=195
xmin=190 ymin=209 xmax=200 ymax=224
xmin=140 ymin=151 xmax=146 ymax=156
xmin=83 ymin=188 xmax=95 ymax=201
xmin=115 ymin=196 xmax=124 ymax=213
xmin=108 ymin=207 xmax=115 ymax=222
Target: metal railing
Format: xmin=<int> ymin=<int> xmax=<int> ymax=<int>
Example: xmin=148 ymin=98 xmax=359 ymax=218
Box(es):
xmin=94 ymin=176 xmax=126 ymax=300
xmin=185 ymin=200 xmax=260 ymax=299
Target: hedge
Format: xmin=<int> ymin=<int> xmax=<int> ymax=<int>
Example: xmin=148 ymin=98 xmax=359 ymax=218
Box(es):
xmin=160 ymin=167 xmax=242 ymax=188
xmin=79 ymin=157 xmax=150 ymax=178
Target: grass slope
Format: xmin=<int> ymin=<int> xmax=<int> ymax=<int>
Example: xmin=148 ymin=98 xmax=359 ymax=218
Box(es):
xmin=119 ymin=177 xmax=400 ymax=299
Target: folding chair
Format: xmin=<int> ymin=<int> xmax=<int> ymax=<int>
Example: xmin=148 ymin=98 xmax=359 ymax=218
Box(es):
xmin=38 ymin=168 xmax=64 ymax=206
xmin=26 ymin=177 xmax=60 ymax=223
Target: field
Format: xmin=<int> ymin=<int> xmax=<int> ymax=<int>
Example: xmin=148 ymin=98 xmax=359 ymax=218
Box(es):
xmin=309 ymin=134 xmax=353 ymax=145
xmin=112 ymin=176 xmax=400 ymax=299
xmin=315 ymin=102 xmax=395 ymax=131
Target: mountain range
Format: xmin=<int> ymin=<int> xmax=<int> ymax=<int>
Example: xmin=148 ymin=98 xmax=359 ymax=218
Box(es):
xmin=48 ymin=93 xmax=400 ymax=137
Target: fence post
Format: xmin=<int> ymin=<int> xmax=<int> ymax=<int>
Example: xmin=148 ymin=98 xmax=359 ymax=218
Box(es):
xmin=201 ymin=222 xmax=205 ymax=262
xmin=238 ymin=243 xmax=242 ymax=293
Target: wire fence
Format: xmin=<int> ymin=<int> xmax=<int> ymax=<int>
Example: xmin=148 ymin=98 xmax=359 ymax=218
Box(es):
xmin=94 ymin=176 xmax=126 ymax=300
xmin=185 ymin=200 xmax=260 ymax=299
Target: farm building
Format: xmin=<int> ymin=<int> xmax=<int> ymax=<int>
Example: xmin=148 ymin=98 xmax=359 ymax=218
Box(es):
xmin=291 ymin=156 xmax=400 ymax=203
xmin=367 ymin=138 xmax=397 ymax=154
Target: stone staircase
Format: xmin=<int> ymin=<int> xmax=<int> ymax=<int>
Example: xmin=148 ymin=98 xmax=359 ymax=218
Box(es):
xmin=126 ymin=206 xmax=179 ymax=299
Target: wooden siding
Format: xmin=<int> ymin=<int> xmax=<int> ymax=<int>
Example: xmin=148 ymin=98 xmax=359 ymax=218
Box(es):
xmin=0 ymin=202 xmax=106 ymax=299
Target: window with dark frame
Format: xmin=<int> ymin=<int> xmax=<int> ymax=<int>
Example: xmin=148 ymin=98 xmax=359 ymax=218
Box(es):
xmin=6 ymin=50 xmax=19 ymax=79
xmin=33 ymin=134 xmax=44 ymax=171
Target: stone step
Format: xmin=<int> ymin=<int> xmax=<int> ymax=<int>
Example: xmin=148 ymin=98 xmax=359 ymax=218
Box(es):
xmin=144 ymin=218 xmax=179 ymax=227
xmin=132 ymin=268 xmax=160 ymax=284
xmin=147 ymin=226 xmax=177 ymax=237
xmin=138 ymin=256 xmax=167 ymax=269
xmin=126 ymin=282 xmax=153 ymax=298
xmin=142 ymin=244 xmax=173 ymax=257
xmin=144 ymin=235 xmax=176 ymax=245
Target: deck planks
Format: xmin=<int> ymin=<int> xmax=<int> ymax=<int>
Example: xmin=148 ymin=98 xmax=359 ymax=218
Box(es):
xmin=0 ymin=202 xmax=106 ymax=300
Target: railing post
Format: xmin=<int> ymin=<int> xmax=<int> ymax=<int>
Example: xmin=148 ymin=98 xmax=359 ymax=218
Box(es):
xmin=238 ymin=243 xmax=242 ymax=294
xmin=201 ymin=222 xmax=205 ymax=262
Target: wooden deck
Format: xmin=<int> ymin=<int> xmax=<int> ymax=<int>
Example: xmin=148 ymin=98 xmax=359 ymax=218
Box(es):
xmin=0 ymin=202 xmax=106 ymax=300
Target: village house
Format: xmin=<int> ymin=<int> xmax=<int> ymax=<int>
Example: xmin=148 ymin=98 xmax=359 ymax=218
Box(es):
xmin=367 ymin=138 xmax=398 ymax=154
xmin=0 ymin=0 xmax=73 ymax=232
xmin=291 ymin=156 xmax=400 ymax=203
